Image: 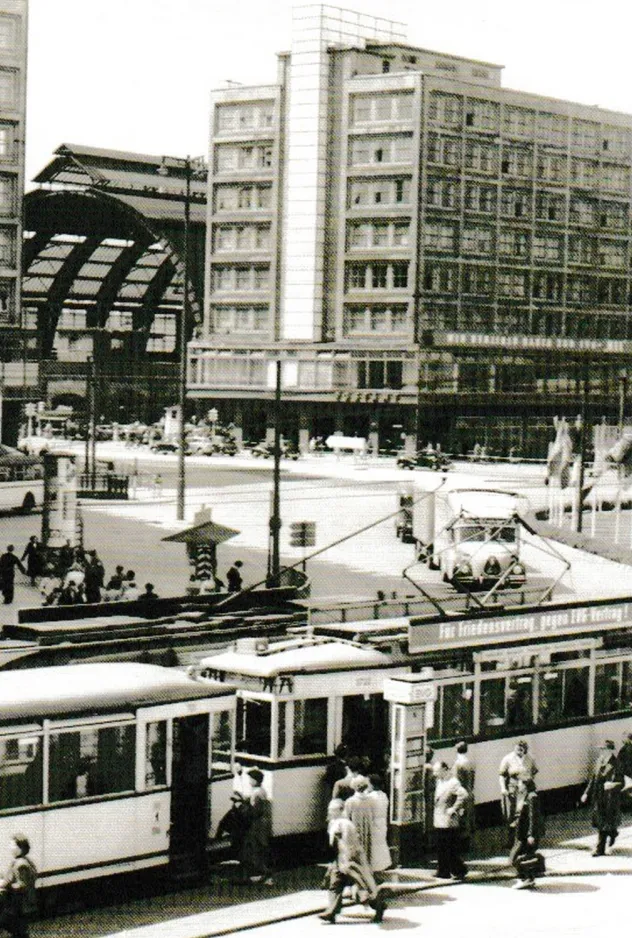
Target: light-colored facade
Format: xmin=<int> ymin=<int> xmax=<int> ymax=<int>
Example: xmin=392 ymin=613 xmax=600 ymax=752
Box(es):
xmin=0 ymin=0 xmax=34 ymax=439
xmin=193 ymin=3 xmax=632 ymax=456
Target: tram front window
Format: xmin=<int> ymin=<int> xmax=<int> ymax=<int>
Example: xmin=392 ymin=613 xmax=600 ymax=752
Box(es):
xmin=211 ymin=710 xmax=233 ymax=772
xmin=236 ymin=697 xmax=272 ymax=757
xmin=342 ymin=694 xmax=388 ymax=769
xmin=0 ymin=733 xmax=42 ymax=810
xmin=145 ymin=721 xmax=167 ymax=788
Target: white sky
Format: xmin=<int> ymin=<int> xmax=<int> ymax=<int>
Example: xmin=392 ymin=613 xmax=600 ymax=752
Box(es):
xmin=25 ymin=0 xmax=632 ymax=186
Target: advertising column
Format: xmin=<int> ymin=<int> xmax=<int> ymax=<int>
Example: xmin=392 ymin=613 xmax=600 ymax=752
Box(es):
xmin=383 ymin=672 xmax=437 ymax=863
xmin=42 ymin=452 xmax=78 ymax=548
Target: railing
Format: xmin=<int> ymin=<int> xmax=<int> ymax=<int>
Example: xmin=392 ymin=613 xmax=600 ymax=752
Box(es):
xmin=77 ymin=471 xmax=129 ymax=500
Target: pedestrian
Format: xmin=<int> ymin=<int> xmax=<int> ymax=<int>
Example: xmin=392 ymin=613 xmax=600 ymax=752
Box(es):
xmin=58 ymin=540 xmax=73 ymax=577
xmin=344 ymin=777 xmax=374 ymax=864
xmin=121 ymin=571 xmax=139 ymax=601
xmin=580 ymin=740 xmax=623 ymax=856
xmin=319 ymin=799 xmax=386 ymax=924
xmin=510 ymin=778 xmax=544 ymax=889
xmin=0 ymin=546 xmax=25 ymax=605
xmin=103 ymin=565 xmax=125 ymax=601
xmin=240 ymin=768 xmax=273 ymax=884
xmin=453 ymin=741 xmax=476 ymax=847
xmin=332 ymin=755 xmax=367 ymax=802
xmin=422 ymin=747 xmax=436 ymax=844
xmin=226 ymin=560 xmax=244 ymax=593
xmin=20 ymin=537 xmax=41 ymax=587
xmin=39 ymin=565 xmax=61 ymax=606
xmin=367 ymin=774 xmax=392 ymax=874
xmin=499 ymin=740 xmax=538 ymax=846
xmin=325 ymin=744 xmax=349 ymax=797
xmin=432 ymin=761 xmax=468 ymax=880
xmin=84 ymin=550 xmax=105 ymax=604
xmin=142 ymin=583 xmax=159 ymax=601
xmin=215 ymin=792 xmax=249 ymax=862
xmin=0 ymin=832 xmax=37 ymax=937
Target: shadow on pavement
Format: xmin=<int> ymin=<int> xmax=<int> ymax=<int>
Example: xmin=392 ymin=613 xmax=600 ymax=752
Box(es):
xmin=536 ymin=881 xmax=600 ymax=894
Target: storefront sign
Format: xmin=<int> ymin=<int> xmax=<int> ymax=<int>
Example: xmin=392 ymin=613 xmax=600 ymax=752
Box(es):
xmin=408 ymin=599 xmax=632 ymax=654
xmin=384 ymin=677 xmax=437 ymax=704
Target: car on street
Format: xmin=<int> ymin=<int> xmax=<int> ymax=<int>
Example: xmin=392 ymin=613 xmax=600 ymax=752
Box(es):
xmin=150 ymin=439 xmax=179 ymax=454
xmin=250 ymin=440 xmax=300 ymax=460
xmin=396 ymin=450 xmax=452 ymax=472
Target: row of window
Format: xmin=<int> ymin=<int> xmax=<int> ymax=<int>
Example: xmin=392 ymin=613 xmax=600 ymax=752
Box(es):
xmin=426 ymin=178 xmax=629 ymax=228
xmin=349 ymin=177 xmax=410 ymax=207
xmin=423 ymin=263 xmax=632 ymax=304
xmin=349 ymin=135 xmax=413 ymax=167
xmin=423 ymin=224 xmax=630 ymax=268
xmin=215 ymin=102 xmax=275 ymax=134
xmin=215 ymin=144 xmax=273 ymax=173
xmin=427 ymin=136 xmax=631 ymax=191
xmin=212 ymin=305 xmax=269 ymax=334
xmin=214 ymin=225 xmax=271 ymax=252
xmin=351 ymin=93 xmax=414 ymax=125
xmin=212 ymin=265 xmax=270 ymax=292
xmin=344 ymin=304 xmax=409 ymax=335
xmin=345 ymin=262 xmax=409 ymax=291
xmin=426 ymin=304 xmax=632 ymax=342
xmin=347 ymin=221 xmax=410 ymax=249
xmin=428 ymin=93 xmax=632 ymax=156
xmin=214 ymin=184 xmax=272 ymax=212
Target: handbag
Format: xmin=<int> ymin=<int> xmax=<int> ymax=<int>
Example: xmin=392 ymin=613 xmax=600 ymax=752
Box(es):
xmin=516 ymin=851 xmax=546 ymax=878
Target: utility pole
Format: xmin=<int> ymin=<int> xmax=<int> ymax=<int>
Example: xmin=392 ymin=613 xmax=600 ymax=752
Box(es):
xmin=267 ymin=359 xmax=282 ymax=586
xmin=89 ymin=349 xmax=97 ymax=490
xmin=619 ymin=369 xmax=628 ymax=435
xmin=84 ymin=355 xmax=92 ymax=485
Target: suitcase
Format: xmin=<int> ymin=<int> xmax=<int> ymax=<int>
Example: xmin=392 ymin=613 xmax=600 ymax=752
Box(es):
xmin=516 ymin=851 xmax=546 ymax=878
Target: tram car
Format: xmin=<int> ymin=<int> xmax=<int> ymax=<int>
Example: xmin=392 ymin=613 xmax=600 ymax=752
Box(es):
xmin=198 ymin=595 xmax=632 ymax=839
xmin=0 ymin=662 xmax=235 ymax=889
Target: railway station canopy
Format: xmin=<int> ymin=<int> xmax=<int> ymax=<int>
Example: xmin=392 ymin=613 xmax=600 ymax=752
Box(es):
xmin=23 ymin=144 xmax=207 ymax=356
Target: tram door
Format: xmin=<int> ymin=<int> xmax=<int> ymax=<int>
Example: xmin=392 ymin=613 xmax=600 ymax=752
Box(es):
xmin=342 ymin=694 xmax=389 ymax=769
xmin=170 ymin=714 xmax=209 ymax=875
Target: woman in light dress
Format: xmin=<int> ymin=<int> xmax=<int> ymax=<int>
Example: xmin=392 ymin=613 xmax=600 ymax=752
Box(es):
xmin=367 ymin=774 xmax=392 ymax=874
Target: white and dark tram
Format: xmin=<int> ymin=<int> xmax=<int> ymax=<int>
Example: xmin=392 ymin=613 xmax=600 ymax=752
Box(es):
xmin=198 ymin=595 xmax=632 ymax=841
xmin=0 ymin=662 xmax=235 ymax=889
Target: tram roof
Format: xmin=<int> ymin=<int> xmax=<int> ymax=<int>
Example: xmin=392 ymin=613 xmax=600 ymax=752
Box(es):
xmin=199 ymin=640 xmax=393 ymax=678
xmin=0 ymin=662 xmax=231 ymax=721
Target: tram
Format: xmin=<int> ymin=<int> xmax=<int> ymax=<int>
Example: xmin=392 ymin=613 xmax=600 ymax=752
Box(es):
xmin=198 ymin=595 xmax=632 ymax=838
xmin=0 ymin=662 xmax=235 ymax=888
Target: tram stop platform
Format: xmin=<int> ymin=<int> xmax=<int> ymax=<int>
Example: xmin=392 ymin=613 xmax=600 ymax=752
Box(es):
xmin=85 ymin=809 xmax=632 ymax=938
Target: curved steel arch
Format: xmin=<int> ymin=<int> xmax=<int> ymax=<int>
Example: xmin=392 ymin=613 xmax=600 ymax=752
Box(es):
xmin=23 ymin=187 xmax=202 ymax=350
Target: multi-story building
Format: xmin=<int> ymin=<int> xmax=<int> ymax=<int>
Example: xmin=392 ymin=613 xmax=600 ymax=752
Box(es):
xmin=191 ymin=3 xmax=632 ymax=456
xmin=0 ymin=0 xmax=32 ymax=441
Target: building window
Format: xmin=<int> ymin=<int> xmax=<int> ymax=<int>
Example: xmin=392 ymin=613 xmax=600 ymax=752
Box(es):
xmin=213 ymin=305 xmax=269 ymax=333
xmin=349 ymin=135 xmax=412 ymax=166
xmin=464 ymin=141 xmax=495 ymax=172
xmin=501 ymin=188 xmax=530 ymax=219
xmin=424 ymin=264 xmax=456 ymax=293
xmin=532 ymin=272 xmax=562 ymax=301
xmin=498 ymin=230 xmax=528 ymax=257
xmin=427 ymin=134 xmax=461 ymax=166
xmin=533 ymin=235 xmax=562 ymax=262
xmin=462 ymin=266 xmax=491 ymax=295
xmin=501 ymin=148 xmax=532 ymax=178
xmin=344 ymin=308 xmax=408 ymax=336
xmin=462 ymin=227 xmax=492 ymax=255
xmin=464 ymin=99 xmax=499 ymax=132
xmin=601 ymin=164 xmax=630 ymax=194
xmin=537 ymin=152 xmax=566 ymax=182
xmin=503 ymin=106 xmax=534 ymax=138
xmin=392 ymin=263 xmax=409 ymax=288
xmin=0 ymin=228 xmax=14 ymax=266
xmin=536 ymin=112 xmax=569 ymax=148
xmin=216 ymin=102 xmax=275 ymax=134
xmin=428 ymin=92 xmax=462 ymax=127
xmin=598 ymin=240 xmax=627 ymax=269
xmin=465 ymin=183 xmax=495 ymax=213
xmin=424 ymin=223 xmax=456 ymax=252
xmin=357 ymin=358 xmax=404 ymax=387
xmin=372 ymin=264 xmax=388 ymax=289
xmin=571 ymin=158 xmax=597 ymax=188
xmin=537 ymin=192 xmax=565 ymax=222
xmin=566 ymin=275 xmax=594 ymax=304
xmin=571 ymin=120 xmax=599 ymax=153
xmin=427 ymin=177 xmax=458 ymax=210
xmin=0 ymin=69 xmax=16 ymax=109
xmin=349 ymin=178 xmax=411 ymax=208
xmin=0 ymin=124 xmax=15 ymax=161
xmin=347 ymin=264 xmax=367 ymax=289
xmin=497 ymin=270 xmax=527 ymax=298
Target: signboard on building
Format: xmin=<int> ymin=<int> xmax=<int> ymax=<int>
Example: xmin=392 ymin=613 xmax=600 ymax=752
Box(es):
xmin=408 ymin=598 xmax=632 ymax=654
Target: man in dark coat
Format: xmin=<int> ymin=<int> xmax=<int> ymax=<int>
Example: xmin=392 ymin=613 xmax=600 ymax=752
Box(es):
xmin=0 ymin=832 xmax=37 ymax=937
xmin=0 ymin=546 xmax=25 ymax=605
xmin=510 ymin=778 xmax=543 ymax=888
xmin=20 ymin=537 xmax=41 ymax=587
xmin=84 ymin=550 xmax=105 ymax=604
xmin=581 ymin=740 xmax=623 ymax=856
xmin=226 ymin=560 xmax=244 ymax=593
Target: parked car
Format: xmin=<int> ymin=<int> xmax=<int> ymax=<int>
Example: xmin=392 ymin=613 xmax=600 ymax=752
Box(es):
xmin=250 ymin=440 xmax=299 ymax=460
xmin=396 ymin=450 xmax=452 ymax=472
xmin=150 ymin=439 xmax=179 ymax=454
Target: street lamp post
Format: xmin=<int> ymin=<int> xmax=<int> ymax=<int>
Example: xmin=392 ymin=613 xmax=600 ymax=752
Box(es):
xmin=157 ymin=154 xmax=205 ymax=522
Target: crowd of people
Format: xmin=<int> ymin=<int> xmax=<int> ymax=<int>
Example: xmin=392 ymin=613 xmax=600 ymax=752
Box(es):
xmin=0 ymin=536 xmax=159 ymax=608
xmin=214 ymin=733 xmax=632 ymax=925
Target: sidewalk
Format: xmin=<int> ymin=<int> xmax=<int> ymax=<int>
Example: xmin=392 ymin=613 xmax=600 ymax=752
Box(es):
xmin=92 ymin=810 xmax=632 ymax=938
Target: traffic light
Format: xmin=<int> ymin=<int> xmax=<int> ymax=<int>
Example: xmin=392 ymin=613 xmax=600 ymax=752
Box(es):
xmin=290 ymin=521 xmax=316 ymax=548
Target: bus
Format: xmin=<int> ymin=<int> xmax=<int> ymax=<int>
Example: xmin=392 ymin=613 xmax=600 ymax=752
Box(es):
xmin=0 ymin=446 xmax=43 ymax=513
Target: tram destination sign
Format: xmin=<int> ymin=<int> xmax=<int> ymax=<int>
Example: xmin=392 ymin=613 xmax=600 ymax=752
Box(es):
xmin=408 ymin=599 xmax=632 ymax=654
